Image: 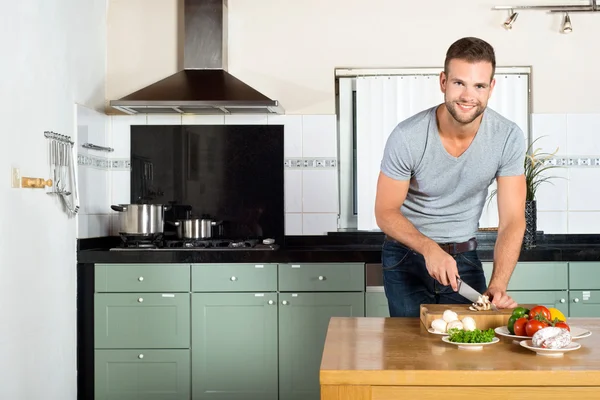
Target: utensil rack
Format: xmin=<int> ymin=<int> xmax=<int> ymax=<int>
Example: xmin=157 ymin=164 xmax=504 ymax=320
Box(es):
xmin=44 ymin=130 xmax=79 ymax=216
xmin=82 ymin=142 xmax=114 ymax=152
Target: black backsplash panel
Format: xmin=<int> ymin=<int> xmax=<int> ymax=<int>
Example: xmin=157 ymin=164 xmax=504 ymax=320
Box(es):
xmin=130 ymin=125 xmax=284 ymax=243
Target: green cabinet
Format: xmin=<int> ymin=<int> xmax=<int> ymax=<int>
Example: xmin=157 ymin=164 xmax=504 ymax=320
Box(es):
xmin=191 ymin=292 xmax=278 ymax=400
xmin=94 ymin=264 xmax=192 ymax=400
xmin=95 ymin=349 xmax=190 ymax=400
xmin=278 ymin=292 xmax=364 ymax=400
xmin=365 ymin=291 xmax=390 ymax=317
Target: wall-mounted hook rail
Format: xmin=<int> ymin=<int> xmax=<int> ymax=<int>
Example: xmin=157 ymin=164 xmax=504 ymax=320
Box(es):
xmin=82 ymin=143 xmax=115 ymax=152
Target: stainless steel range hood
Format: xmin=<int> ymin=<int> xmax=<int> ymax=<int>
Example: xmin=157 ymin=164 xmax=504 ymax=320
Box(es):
xmin=110 ymin=0 xmax=283 ymax=115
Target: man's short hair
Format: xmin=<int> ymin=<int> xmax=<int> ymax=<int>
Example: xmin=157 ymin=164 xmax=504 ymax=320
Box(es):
xmin=444 ymin=37 xmax=496 ymax=80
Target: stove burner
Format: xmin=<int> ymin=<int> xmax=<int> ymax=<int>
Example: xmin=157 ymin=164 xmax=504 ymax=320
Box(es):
xmin=164 ymin=238 xmax=260 ymax=249
xmin=119 ymin=233 xmax=163 ymax=249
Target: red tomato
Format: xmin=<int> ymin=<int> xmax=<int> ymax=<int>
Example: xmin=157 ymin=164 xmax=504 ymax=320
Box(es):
xmin=525 ymin=320 xmax=548 ymax=337
xmin=529 ymin=305 xmax=551 ymax=321
xmin=555 ymin=322 xmax=570 ymax=331
xmin=514 ymin=317 xmax=529 ymax=336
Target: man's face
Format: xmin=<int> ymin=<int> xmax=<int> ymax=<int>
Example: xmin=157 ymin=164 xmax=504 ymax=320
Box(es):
xmin=440 ymin=59 xmax=496 ymax=125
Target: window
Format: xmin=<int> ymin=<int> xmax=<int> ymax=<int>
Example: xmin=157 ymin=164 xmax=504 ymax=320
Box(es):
xmin=336 ymin=67 xmax=532 ymax=231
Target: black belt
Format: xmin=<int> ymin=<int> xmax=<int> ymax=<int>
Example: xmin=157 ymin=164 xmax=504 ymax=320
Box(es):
xmin=385 ymin=236 xmax=477 ymax=255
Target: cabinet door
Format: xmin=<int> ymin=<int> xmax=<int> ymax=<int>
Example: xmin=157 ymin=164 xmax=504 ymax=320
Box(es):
xmin=570 ymin=291 xmax=600 ymax=317
xmin=278 ymin=292 xmax=365 ymax=400
xmin=507 ymin=291 xmax=569 ymax=317
xmin=95 ymin=293 xmax=190 ymax=349
xmin=191 ymin=293 xmax=278 ymax=400
xmin=95 ymin=349 xmax=190 ymax=400
xmin=482 ymin=262 xmax=568 ymax=291
xmin=365 ymin=291 xmax=390 ymax=317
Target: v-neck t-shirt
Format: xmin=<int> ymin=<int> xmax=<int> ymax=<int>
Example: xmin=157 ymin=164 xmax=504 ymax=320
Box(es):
xmin=380 ymin=105 xmax=525 ymax=243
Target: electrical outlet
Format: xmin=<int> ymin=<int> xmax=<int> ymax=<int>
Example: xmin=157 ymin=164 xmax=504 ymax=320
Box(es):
xmin=11 ymin=167 xmax=20 ymax=188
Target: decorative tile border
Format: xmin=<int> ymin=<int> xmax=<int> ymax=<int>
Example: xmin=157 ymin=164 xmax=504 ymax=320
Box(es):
xmin=544 ymin=156 xmax=600 ymax=167
xmin=78 ymin=154 xmax=130 ymax=171
xmin=285 ymin=158 xmax=337 ymax=169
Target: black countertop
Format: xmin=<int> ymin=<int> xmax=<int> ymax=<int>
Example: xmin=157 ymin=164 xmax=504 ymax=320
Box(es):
xmin=77 ymin=232 xmax=600 ymax=264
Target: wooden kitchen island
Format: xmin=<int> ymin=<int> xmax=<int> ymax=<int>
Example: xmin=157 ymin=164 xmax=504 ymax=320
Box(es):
xmin=320 ymin=317 xmax=600 ymax=400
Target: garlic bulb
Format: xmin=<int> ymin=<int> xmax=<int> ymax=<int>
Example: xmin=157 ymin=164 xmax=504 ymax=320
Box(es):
xmin=442 ymin=309 xmax=459 ymax=323
xmin=431 ymin=318 xmax=447 ymax=333
xmin=446 ymin=320 xmax=464 ymax=331
xmin=461 ymin=316 xmax=477 ymax=331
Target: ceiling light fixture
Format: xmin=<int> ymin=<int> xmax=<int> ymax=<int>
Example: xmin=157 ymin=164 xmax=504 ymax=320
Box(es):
xmin=504 ymin=9 xmax=519 ymax=29
xmin=493 ymin=0 xmax=598 ymax=31
xmin=562 ymin=13 xmax=573 ymax=33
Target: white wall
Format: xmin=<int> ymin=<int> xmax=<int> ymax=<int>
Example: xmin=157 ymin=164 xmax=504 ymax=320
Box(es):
xmin=0 ymin=1 xmax=106 ymax=399
xmin=106 ymin=0 xmax=600 ymax=115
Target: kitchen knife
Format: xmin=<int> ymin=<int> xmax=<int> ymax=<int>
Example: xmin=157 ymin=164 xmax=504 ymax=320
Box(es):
xmin=456 ymin=277 xmax=499 ymax=311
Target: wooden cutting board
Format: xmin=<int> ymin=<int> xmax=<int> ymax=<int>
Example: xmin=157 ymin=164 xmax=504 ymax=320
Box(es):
xmin=420 ymin=303 xmax=537 ymax=331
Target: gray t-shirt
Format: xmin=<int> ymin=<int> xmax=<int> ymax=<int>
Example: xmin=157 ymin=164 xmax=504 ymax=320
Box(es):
xmin=380 ymin=105 xmax=525 ymax=243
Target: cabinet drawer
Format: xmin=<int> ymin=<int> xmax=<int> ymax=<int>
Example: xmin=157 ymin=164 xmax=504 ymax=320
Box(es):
xmin=278 ymin=263 xmax=364 ymax=292
xmin=482 ymin=262 xmax=568 ymax=291
xmin=95 ymin=264 xmax=190 ymax=292
xmin=95 ymin=349 xmax=190 ymax=400
xmin=192 ymin=263 xmax=277 ymax=292
xmin=95 ymin=293 xmax=190 ymax=349
xmin=569 ymin=262 xmax=600 ymax=290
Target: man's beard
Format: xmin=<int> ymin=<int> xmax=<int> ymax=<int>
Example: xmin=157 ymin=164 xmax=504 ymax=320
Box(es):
xmin=445 ymin=99 xmax=486 ymax=124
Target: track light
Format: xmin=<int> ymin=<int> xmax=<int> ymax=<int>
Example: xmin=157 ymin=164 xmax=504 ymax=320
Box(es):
xmin=562 ymin=13 xmax=573 ymax=33
xmin=504 ymin=9 xmax=519 ymax=29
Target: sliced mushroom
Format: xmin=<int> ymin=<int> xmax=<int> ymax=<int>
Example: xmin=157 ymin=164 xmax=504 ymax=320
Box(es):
xmin=469 ymin=295 xmax=492 ymax=311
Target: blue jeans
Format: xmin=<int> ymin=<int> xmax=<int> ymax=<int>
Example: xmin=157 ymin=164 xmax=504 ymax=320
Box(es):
xmin=382 ymin=239 xmax=487 ymax=317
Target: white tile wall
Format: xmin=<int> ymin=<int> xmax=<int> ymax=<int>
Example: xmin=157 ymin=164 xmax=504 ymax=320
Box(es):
xmin=106 ymin=113 xmax=339 ymax=236
xmin=90 ymin=111 xmax=600 ymax=237
xmin=519 ymin=113 xmax=600 ymax=234
xmin=75 ymin=104 xmax=111 ymax=238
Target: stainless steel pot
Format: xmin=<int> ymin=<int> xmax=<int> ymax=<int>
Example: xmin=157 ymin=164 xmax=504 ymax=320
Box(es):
xmin=111 ymin=204 xmax=170 ymax=235
xmin=169 ymin=218 xmax=222 ymax=239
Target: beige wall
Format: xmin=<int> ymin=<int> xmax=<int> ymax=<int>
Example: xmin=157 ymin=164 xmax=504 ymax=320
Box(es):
xmin=107 ymin=0 xmax=600 ymax=114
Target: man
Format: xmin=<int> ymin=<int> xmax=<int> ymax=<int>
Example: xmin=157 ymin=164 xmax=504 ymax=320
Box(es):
xmin=374 ymin=37 xmax=526 ymax=318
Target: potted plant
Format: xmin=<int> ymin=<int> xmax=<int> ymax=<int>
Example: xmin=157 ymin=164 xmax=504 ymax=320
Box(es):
xmin=487 ymin=136 xmax=560 ymax=248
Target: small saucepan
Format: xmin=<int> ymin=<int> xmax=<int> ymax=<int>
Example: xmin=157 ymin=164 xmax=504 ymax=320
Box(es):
xmin=168 ymin=218 xmax=222 ymax=239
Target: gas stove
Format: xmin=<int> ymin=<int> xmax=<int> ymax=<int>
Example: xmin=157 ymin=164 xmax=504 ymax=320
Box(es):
xmin=109 ymin=234 xmax=279 ymax=251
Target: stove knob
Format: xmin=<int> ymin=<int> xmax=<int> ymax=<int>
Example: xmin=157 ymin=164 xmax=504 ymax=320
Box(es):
xmin=138 ymin=277 xmax=144 ymax=282
xmin=230 ymin=276 xmax=237 ymax=281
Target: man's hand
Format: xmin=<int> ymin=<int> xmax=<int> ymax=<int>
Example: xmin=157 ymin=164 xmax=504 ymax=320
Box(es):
xmin=423 ymin=246 xmax=460 ymax=291
xmin=485 ymin=286 xmax=518 ymax=309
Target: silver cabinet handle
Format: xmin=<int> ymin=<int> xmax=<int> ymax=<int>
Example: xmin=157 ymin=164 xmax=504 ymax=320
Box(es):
xmin=138 ymin=298 xmax=144 ymax=303
xmin=268 ymin=300 xmax=274 ymax=305
xmin=138 ymin=277 xmax=144 ymax=282
xmin=574 ymin=298 xmax=580 ymax=303
xmin=560 ymin=298 xmax=566 ymax=303
xmin=230 ymin=276 xmax=237 ymax=281
xmin=318 ymin=276 xmax=325 ymax=281
xmin=138 ymin=354 xmax=144 ymax=359
xmin=282 ymin=300 xmax=289 ymax=305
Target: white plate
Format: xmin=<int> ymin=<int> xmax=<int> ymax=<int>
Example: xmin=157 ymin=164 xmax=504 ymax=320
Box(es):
xmin=519 ymin=340 xmax=581 ymax=357
xmin=495 ymin=326 xmax=592 ymax=340
xmin=427 ymin=327 xmax=449 ymax=335
xmin=441 ymin=336 xmax=500 ymax=351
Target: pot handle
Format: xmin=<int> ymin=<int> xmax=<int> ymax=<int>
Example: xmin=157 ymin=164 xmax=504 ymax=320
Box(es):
xmin=163 ymin=205 xmax=172 ymax=212
xmin=111 ymin=205 xmax=126 ymax=212
xmin=211 ymin=220 xmax=223 ymax=226
xmin=166 ymin=221 xmax=180 ymax=227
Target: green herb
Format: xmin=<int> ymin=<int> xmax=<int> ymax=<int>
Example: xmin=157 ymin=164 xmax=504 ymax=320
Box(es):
xmin=447 ymin=328 xmax=496 ymax=343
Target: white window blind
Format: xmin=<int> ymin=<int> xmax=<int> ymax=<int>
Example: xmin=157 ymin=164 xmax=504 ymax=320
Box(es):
xmin=355 ymin=70 xmax=530 ymax=231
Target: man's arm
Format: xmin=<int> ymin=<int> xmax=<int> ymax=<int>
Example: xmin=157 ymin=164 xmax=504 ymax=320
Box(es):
xmin=486 ymin=174 xmax=526 ymax=308
xmin=374 ymin=172 xmax=460 ymax=290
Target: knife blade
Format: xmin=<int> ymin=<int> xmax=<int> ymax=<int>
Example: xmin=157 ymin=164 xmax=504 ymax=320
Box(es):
xmin=456 ymin=277 xmax=499 ymax=311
